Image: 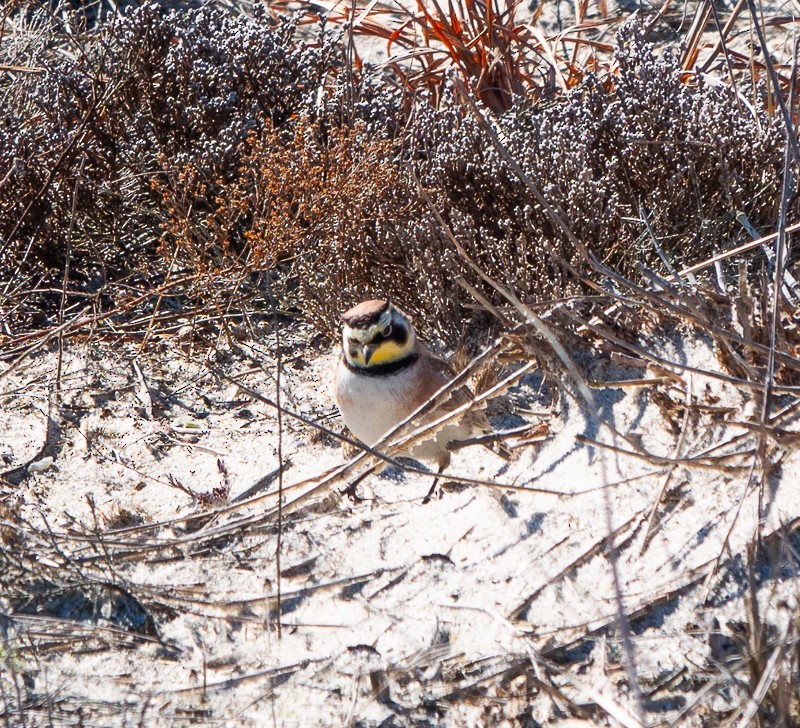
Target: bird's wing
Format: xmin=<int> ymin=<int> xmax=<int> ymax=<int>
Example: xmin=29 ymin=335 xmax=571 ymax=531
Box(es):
xmin=420 ymin=349 xmax=511 ymax=459
xmin=417 ymin=349 xmax=474 ymax=412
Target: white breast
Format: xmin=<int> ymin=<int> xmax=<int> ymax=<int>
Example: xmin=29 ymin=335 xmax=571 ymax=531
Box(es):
xmin=335 ymin=360 xmax=417 ymax=446
xmin=335 ymin=357 xmax=477 ymax=469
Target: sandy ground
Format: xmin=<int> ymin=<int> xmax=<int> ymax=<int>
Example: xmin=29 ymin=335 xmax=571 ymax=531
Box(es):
xmin=1 ymin=315 xmax=798 ymax=726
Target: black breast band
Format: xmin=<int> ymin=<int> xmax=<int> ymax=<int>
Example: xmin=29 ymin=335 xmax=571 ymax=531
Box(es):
xmin=343 ymin=353 xmax=418 ymax=377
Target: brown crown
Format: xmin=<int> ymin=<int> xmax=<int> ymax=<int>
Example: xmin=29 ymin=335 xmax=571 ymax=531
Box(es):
xmin=339 ymin=299 xmax=391 ymax=328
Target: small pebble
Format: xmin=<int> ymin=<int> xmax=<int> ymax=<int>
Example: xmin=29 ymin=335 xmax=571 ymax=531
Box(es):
xmin=28 ymin=456 xmax=54 ymax=473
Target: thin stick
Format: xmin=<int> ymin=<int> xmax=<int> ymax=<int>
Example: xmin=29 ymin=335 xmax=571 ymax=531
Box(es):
xmin=640 ymin=373 xmax=693 ymax=554
xmin=700 ymin=455 xmax=759 ymax=603
xmin=676 ymin=220 xmax=800 ymax=279
xmin=745 ymin=0 xmax=800 ymax=167
xmin=761 ymin=34 xmax=797 ymax=424
xmin=56 ymin=155 xmax=84 ymax=402
xmin=269 ymin=274 xmax=284 ymax=640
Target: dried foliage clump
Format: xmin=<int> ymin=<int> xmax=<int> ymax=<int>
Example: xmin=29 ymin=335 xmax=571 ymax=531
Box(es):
xmin=154 ymin=117 xmax=411 ymax=322
xmin=384 ymin=0 xmax=532 ymax=112
xmin=0 ymin=4 xmax=338 ymax=329
xmin=0 ymin=7 xmax=793 ymax=349
xmin=408 ymin=23 xmax=786 ymax=299
xmin=285 ymin=0 xmax=619 ymax=113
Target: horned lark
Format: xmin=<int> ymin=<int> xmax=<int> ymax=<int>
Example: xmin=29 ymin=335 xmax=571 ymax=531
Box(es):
xmin=335 ymin=299 xmax=503 ymax=474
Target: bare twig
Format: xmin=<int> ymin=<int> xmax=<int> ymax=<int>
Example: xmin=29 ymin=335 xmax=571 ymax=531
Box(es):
xmin=761 ymin=34 xmax=797 ymax=425
xmin=269 ymin=274 xmax=284 ymax=640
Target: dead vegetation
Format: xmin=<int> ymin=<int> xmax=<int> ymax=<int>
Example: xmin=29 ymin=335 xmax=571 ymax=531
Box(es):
xmin=2 ymin=0 xmax=800 ymax=724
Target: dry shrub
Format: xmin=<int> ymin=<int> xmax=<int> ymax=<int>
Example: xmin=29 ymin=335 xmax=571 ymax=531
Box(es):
xmin=0 ymin=3 xmax=338 ymax=331
xmin=154 ymin=117 xmax=413 ymax=323
xmin=385 ymin=0 xmax=533 ymax=113
xmin=0 ymin=9 xmax=792 ymax=353
xmin=396 ymin=21 xmax=788 ymax=335
xmin=234 ymin=123 xmax=403 ymax=273
xmin=288 ymin=0 xmax=619 ymax=113
xmin=147 ymin=22 xmax=792 ymax=348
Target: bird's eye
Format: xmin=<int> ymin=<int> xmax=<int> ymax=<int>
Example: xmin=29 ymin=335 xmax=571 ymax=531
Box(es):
xmin=382 ymin=324 xmax=392 ymax=337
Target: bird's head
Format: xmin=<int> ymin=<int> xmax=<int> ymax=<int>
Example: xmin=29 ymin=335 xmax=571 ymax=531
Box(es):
xmin=340 ymin=299 xmax=416 ymax=369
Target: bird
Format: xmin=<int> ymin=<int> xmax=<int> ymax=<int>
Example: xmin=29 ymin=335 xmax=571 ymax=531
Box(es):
xmin=334 ymin=298 xmax=505 ymax=483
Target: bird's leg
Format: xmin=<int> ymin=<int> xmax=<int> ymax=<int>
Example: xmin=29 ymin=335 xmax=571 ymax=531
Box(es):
xmin=340 ymin=468 xmax=372 ymax=502
xmin=422 ymin=452 xmax=450 ymax=504
xmin=422 ymin=464 xmax=445 ymax=504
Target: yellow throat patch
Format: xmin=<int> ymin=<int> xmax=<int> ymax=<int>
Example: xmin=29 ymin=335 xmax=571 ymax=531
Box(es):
xmin=367 ymin=339 xmax=409 ymax=366
xmin=350 ymin=338 xmax=411 ymax=368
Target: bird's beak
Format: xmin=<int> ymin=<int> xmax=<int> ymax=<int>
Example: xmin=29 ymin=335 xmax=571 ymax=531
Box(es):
xmin=362 ymin=344 xmax=374 ymax=365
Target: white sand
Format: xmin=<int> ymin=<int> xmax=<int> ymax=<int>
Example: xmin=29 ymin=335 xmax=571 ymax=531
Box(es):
xmin=1 ymin=324 xmax=798 ymax=725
